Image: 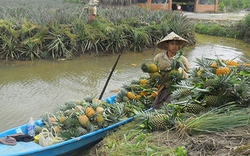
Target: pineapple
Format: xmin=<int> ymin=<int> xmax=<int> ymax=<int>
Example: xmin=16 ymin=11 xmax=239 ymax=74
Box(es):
xmin=203 ymin=78 xmax=219 ymax=88
xmin=122 ymin=96 xmax=130 ymax=102
xmin=210 ymin=62 xmax=218 ymax=68
xmin=127 ymin=91 xmax=135 ymax=100
xmin=76 ymin=127 xmax=88 ymax=135
xmin=226 ymin=60 xmax=239 ymax=67
xmin=150 ymin=72 xmax=161 ymax=81
xmin=141 ymin=63 xmax=150 ymax=73
xmin=183 ymin=104 xmax=205 ymax=114
xmin=147 ymin=63 xmax=158 ymax=73
xmin=85 ymin=107 xmax=95 ymax=117
xmin=197 ymin=69 xmax=203 ymax=77
xmin=181 ymin=89 xmax=193 ymax=97
xmin=96 ymin=114 xmax=104 ymax=123
xmin=215 ymin=67 xmax=230 ymax=75
xmin=205 ymin=95 xmax=219 ymax=107
xmin=96 ymin=106 xmax=104 ymax=114
xmin=149 ymin=114 xmax=169 ymax=131
xmin=141 ymin=63 xmax=158 ymax=73
xmin=78 ymin=115 xmax=90 ymax=128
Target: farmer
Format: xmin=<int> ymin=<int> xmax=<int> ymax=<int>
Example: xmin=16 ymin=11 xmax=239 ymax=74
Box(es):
xmin=152 ymin=32 xmax=190 ymax=109
xmin=176 ymin=4 xmax=182 ymax=11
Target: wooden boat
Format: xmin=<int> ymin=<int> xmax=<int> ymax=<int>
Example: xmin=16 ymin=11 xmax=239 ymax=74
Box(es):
xmin=0 ymin=95 xmax=133 ymax=156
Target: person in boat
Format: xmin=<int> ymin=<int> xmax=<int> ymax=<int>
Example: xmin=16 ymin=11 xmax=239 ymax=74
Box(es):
xmin=152 ymin=32 xmax=190 ymax=109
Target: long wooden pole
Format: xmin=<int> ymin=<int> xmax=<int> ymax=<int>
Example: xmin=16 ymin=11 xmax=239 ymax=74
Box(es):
xmin=98 ymin=53 xmax=122 ymax=100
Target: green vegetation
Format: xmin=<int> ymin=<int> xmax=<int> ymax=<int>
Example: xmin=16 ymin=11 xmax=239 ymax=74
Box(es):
xmin=194 ymin=12 xmax=250 ymax=40
xmin=218 ymin=0 xmax=250 ymax=12
xmin=85 ymin=107 xmax=249 ymax=156
xmin=0 ymin=0 xmax=196 ymax=61
xmin=1 ymin=0 xmax=250 ymax=61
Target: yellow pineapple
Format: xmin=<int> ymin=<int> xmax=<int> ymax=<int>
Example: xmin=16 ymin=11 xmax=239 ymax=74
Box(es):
xmin=215 ymin=67 xmax=230 ymax=75
xmin=197 ymin=69 xmax=203 ymax=77
xmin=226 ymin=60 xmax=239 ymax=67
xmin=96 ymin=114 xmax=104 ymax=123
xmin=85 ymin=107 xmax=95 ymax=117
xmin=210 ymin=62 xmax=218 ymax=68
xmin=78 ymin=115 xmax=90 ymax=128
xmin=127 ymin=92 xmax=135 ymax=99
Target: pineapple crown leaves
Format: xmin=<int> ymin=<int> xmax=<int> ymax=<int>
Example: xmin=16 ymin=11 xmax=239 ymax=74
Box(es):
xmin=216 ymin=56 xmax=227 ymax=67
xmin=161 ymin=103 xmax=183 ymax=119
xmin=195 ymin=57 xmax=214 ymax=69
xmin=133 ymin=109 xmax=154 ymax=123
xmin=172 ymin=84 xmax=211 ymax=93
xmin=168 ymin=51 xmax=187 ymax=71
xmin=103 ymin=102 xmax=126 ymax=122
xmin=216 ymin=70 xmax=239 ymax=89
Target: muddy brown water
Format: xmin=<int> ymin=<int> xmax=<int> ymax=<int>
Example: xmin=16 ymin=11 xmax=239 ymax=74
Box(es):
xmin=0 ymin=34 xmax=250 ymax=133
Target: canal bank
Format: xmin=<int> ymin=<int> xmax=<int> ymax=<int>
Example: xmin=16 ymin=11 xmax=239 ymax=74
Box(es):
xmin=184 ymin=11 xmax=248 ymax=21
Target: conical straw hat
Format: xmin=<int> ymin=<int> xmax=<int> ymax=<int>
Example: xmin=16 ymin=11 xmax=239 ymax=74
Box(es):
xmin=156 ymin=32 xmax=188 ymax=50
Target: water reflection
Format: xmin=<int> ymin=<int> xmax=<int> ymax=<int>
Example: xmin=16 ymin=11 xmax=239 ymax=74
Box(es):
xmin=0 ymin=34 xmax=249 ymax=132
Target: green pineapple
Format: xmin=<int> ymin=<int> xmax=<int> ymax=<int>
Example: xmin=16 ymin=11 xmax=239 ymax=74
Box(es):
xmin=203 ymin=78 xmax=219 ymax=88
xmin=205 ymin=95 xmax=219 ymax=107
xmin=76 ymin=127 xmax=88 ymax=135
xmin=149 ymin=114 xmax=169 ymax=131
xmin=141 ymin=63 xmax=150 ymax=73
xmin=150 ymin=72 xmax=161 ymax=79
xmin=181 ymin=89 xmax=193 ymax=97
xmin=183 ymin=103 xmax=205 ymax=114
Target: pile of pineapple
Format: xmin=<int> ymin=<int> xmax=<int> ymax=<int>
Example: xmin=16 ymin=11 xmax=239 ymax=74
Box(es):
xmin=115 ymin=63 xmax=163 ymax=110
xmin=40 ymin=97 xmax=133 ymax=140
xmin=39 ymin=55 xmax=250 ymax=136
xmin=128 ymin=56 xmax=250 ymax=132
xmin=171 ymin=57 xmax=250 ymax=114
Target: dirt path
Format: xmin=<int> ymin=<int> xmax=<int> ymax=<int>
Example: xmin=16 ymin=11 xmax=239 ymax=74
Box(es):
xmin=184 ymin=11 xmax=249 ymax=21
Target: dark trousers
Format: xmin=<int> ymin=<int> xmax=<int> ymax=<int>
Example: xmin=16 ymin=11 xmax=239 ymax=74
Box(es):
xmin=152 ymin=87 xmax=171 ymax=109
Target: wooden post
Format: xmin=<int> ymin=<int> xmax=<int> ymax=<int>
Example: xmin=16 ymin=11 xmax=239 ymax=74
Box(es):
xmin=215 ymin=0 xmax=218 ymax=13
xmin=169 ymin=0 xmax=172 ymax=11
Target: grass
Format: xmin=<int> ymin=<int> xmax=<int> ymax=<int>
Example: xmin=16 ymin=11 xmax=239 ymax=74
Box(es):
xmin=84 ymin=107 xmax=250 ymax=156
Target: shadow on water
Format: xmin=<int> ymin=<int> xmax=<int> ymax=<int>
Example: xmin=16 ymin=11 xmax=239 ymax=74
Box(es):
xmin=0 ymin=34 xmax=250 ymax=133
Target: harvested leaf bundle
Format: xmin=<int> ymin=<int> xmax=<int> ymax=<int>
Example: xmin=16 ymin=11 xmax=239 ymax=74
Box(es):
xmin=182 ymin=107 xmax=250 ymax=135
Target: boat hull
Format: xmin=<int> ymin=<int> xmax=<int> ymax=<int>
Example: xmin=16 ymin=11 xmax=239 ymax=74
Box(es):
xmin=0 ymin=116 xmax=134 ymax=156
xmin=0 ymin=95 xmax=134 ymax=156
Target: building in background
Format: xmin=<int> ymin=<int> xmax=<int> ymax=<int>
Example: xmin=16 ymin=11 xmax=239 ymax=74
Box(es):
xmin=137 ymin=0 xmax=218 ymax=13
